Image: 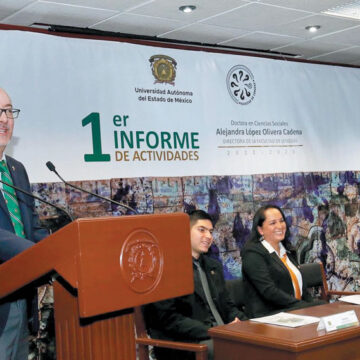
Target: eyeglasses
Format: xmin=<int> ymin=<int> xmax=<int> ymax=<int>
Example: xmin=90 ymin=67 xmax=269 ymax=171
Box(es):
xmin=0 ymin=108 xmax=20 ymax=119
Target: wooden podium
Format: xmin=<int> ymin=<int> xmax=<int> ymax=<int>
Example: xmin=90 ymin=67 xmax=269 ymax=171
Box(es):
xmin=0 ymin=213 xmax=194 ymax=359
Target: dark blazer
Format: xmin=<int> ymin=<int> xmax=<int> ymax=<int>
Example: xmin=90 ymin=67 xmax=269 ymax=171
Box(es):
xmin=242 ymin=240 xmax=314 ymax=318
xmin=0 ymin=155 xmax=48 ymax=335
xmin=144 ymin=254 xmax=247 ymax=360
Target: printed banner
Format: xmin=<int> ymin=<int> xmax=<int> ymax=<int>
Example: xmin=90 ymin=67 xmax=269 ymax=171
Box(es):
xmin=0 ymin=30 xmax=359 ymax=182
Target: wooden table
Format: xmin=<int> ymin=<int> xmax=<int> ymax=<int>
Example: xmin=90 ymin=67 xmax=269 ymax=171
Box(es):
xmin=209 ymin=302 xmax=360 ymax=360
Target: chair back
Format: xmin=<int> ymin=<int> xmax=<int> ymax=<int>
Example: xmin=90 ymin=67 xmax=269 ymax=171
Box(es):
xmin=134 ymin=307 xmax=151 ymax=360
xmin=134 ymin=306 xmax=207 ymax=360
xmin=225 ymin=278 xmax=246 ymax=310
xmin=299 ymin=262 xmax=328 ymax=301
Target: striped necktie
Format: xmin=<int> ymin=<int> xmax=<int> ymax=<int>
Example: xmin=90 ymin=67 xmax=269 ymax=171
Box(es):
xmin=281 ymin=253 xmax=301 ymax=300
xmin=0 ymin=160 xmax=25 ymax=238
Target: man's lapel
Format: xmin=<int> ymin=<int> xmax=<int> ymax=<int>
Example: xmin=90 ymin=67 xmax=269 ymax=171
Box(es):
xmin=6 ymin=156 xmax=22 ymax=198
xmin=201 ymin=256 xmax=219 ymax=299
xmin=193 ymin=258 xmax=209 ymax=302
xmin=0 ymin=189 xmax=11 ymax=222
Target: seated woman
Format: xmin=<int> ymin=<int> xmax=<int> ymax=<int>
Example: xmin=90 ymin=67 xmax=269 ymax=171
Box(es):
xmin=242 ymin=204 xmax=323 ymax=318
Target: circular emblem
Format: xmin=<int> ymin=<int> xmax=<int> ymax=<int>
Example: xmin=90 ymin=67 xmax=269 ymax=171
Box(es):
xmin=149 ymin=55 xmax=177 ymax=85
xmin=120 ymin=229 xmax=163 ymax=293
xmin=226 ymin=65 xmax=256 ymax=105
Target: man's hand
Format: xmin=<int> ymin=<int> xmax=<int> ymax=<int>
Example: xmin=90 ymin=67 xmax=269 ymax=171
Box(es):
xmin=228 ymin=317 xmax=241 ymax=324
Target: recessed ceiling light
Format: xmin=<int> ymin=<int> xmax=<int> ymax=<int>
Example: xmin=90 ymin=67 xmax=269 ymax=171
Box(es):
xmin=305 ymin=25 xmax=321 ymax=33
xmin=179 ymin=5 xmax=196 ymax=13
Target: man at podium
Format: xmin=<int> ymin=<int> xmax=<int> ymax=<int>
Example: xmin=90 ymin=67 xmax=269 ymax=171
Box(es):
xmin=0 ymin=88 xmax=48 ymax=359
xmin=145 ymin=210 xmax=247 ymax=360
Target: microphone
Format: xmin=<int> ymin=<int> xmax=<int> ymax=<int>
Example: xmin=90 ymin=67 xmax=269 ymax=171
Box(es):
xmin=0 ymin=178 xmax=74 ymax=222
xmin=45 ymin=161 xmax=138 ymax=214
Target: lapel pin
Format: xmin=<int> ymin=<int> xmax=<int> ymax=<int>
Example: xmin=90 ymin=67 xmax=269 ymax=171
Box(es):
xmin=211 ymin=270 xmax=215 ymax=275
xmin=11 ymin=166 xmax=15 ymax=171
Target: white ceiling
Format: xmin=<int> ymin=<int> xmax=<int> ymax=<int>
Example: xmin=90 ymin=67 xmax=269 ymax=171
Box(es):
xmin=1 ymin=0 xmax=360 ymax=66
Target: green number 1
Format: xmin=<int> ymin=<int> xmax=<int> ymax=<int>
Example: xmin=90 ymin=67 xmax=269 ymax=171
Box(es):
xmin=82 ymin=112 xmax=111 ymax=162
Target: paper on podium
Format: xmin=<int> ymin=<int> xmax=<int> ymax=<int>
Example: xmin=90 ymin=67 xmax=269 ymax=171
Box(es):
xmin=250 ymin=312 xmax=320 ymax=328
xmin=339 ymin=295 xmax=360 ymax=305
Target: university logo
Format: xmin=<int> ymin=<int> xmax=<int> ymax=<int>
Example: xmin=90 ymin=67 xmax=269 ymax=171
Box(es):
xmin=120 ymin=229 xmax=163 ymax=293
xmin=226 ymin=65 xmax=256 ymax=105
xmin=149 ymin=55 xmax=177 ymax=85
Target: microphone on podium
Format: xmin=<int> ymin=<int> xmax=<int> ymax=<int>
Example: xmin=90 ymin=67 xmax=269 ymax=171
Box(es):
xmin=0 ymin=178 xmax=74 ymax=222
xmin=45 ymin=161 xmax=138 ymax=214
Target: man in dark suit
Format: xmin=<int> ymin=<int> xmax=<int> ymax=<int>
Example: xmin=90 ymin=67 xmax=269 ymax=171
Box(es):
xmin=144 ymin=210 xmax=247 ymax=360
xmin=0 ymin=88 xmax=48 ymax=359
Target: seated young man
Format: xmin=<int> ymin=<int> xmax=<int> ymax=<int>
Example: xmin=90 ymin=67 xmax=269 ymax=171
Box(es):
xmin=144 ymin=210 xmax=247 ymax=360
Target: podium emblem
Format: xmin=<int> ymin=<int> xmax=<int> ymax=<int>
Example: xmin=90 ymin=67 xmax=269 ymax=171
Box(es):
xmin=120 ymin=230 xmax=164 ymax=293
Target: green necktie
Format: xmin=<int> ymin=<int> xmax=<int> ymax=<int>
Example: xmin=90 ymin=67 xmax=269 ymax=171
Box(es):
xmin=0 ymin=160 xmax=25 ymax=238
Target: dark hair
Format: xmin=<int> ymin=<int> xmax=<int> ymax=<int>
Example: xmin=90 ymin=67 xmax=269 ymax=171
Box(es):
xmin=247 ymin=204 xmax=292 ymax=249
xmin=187 ymin=209 xmax=213 ymax=227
